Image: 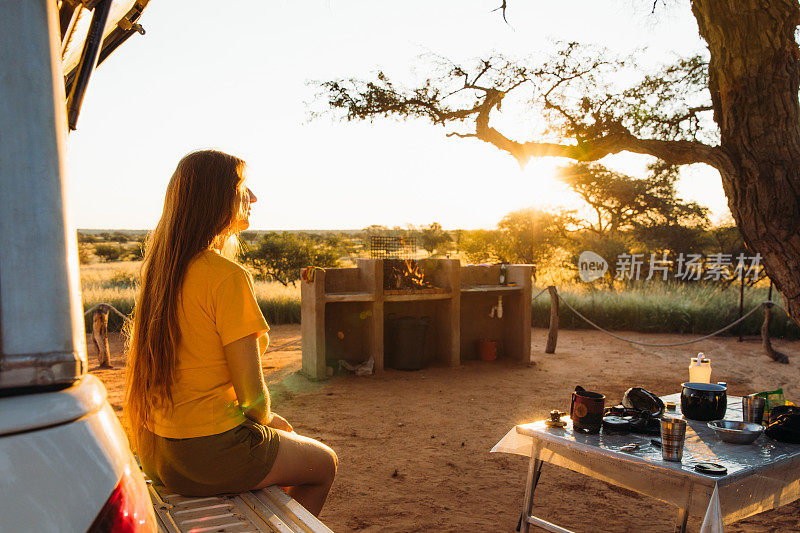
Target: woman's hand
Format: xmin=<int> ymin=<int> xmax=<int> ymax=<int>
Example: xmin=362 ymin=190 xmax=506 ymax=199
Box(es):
xmin=267 ymin=413 xmax=293 ymax=433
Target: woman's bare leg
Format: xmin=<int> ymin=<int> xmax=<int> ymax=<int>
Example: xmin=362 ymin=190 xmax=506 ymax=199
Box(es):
xmin=254 ymin=430 xmax=337 ymax=516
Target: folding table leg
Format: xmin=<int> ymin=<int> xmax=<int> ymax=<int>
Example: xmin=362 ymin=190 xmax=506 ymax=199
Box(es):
xmin=520 ymin=457 xmax=543 ymax=533
xmin=673 ymin=480 xmax=693 ymax=533
xmin=674 ymin=508 xmax=688 ymax=533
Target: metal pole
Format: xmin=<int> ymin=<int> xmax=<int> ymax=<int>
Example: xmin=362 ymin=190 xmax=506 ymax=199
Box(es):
xmin=0 ymin=0 xmax=87 ymax=389
xmin=738 ymin=272 xmax=745 ymax=342
xmin=545 ymin=286 xmax=559 ymax=354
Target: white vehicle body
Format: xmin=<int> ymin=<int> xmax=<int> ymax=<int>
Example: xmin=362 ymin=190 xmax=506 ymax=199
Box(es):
xmin=0 ymin=376 xmax=155 ymax=532
xmin=0 ymin=1 xmax=155 ymax=531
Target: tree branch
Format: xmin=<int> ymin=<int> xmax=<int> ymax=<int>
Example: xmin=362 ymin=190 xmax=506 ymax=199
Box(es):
xmin=493 ymin=0 xmax=509 ymax=24
xmin=472 ymin=97 xmax=732 ymax=172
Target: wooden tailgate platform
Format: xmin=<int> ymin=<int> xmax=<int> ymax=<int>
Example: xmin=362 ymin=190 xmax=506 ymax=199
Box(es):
xmin=147 ymin=483 xmax=333 ymax=533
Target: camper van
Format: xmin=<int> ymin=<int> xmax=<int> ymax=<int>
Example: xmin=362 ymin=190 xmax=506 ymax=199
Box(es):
xmin=0 ymin=2 xmax=156 ymax=531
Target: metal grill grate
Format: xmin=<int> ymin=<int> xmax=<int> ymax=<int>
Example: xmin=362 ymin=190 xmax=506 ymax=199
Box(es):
xmin=368 ymin=236 xmax=417 ymax=259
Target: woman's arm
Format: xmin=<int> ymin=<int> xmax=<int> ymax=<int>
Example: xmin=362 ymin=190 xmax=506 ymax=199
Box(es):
xmin=224 ymin=332 xmax=272 ymax=425
xmin=223 ymin=332 xmax=293 ymax=431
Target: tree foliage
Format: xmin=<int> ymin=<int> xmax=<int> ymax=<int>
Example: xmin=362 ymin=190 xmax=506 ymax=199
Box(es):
xmin=557 ymin=161 xmax=708 ymax=237
xmin=78 ymin=232 xmax=99 ymax=243
xmin=315 ymin=43 xmax=719 ymax=167
xmin=495 ymin=208 xmax=563 ymax=264
xmin=458 ymin=207 xmax=563 ymax=265
xmin=411 ymin=222 xmax=452 ymax=255
xmin=459 ymin=229 xmax=502 ymax=264
xmin=241 ymin=232 xmax=340 ymax=287
xmin=93 ymin=243 xmax=124 ymax=262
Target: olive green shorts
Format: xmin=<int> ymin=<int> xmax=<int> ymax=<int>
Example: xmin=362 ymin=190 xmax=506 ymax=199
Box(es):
xmin=142 ymin=419 xmax=281 ymax=496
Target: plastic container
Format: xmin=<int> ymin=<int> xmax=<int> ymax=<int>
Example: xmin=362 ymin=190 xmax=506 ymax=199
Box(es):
xmin=689 ymin=353 xmax=712 ymax=383
xmin=386 ymin=316 xmax=430 ymax=370
xmin=477 ymin=339 xmax=498 ymax=361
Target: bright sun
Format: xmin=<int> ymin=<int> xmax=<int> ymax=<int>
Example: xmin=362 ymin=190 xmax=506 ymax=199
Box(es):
xmin=517 ymin=159 xmax=583 ymax=213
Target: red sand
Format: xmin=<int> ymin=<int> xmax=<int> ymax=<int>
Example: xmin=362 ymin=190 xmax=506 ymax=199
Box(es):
xmin=89 ymin=326 xmax=800 ymax=532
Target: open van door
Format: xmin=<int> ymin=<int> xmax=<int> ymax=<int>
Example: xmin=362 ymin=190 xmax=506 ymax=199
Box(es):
xmin=0 ymin=2 xmax=156 ymax=531
xmin=0 ymin=0 xmax=148 ymax=393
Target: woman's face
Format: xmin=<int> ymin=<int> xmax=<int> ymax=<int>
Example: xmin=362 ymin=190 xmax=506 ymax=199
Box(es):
xmin=233 ymin=182 xmax=257 ymax=232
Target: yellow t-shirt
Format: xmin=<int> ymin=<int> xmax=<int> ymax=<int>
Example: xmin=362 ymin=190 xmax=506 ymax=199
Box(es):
xmin=149 ymin=250 xmax=269 ymax=439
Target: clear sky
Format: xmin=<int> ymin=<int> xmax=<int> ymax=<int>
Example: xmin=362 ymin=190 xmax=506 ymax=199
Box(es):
xmin=66 ymin=0 xmax=729 ymax=231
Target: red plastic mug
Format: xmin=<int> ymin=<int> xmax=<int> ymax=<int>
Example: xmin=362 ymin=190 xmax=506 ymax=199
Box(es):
xmin=570 ymin=385 xmax=605 ymax=433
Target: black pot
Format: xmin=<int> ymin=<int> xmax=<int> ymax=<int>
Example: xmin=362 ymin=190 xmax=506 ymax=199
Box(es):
xmin=681 ymin=382 xmax=727 ymax=421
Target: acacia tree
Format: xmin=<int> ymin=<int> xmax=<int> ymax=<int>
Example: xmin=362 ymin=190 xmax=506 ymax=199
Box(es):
xmin=457 ymin=208 xmax=562 ymax=266
xmin=316 ymin=0 xmax=800 ymax=319
xmin=558 ymin=162 xmax=708 ymax=237
xmin=242 ymin=232 xmax=340 ymax=287
xmin=495 ymin=207 xmax=563 ymax=265
xmin=414 ymin=222 xmax=452 ymax=255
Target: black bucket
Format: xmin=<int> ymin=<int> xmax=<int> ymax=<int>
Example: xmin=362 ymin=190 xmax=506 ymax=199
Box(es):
xmin=386 ymin=315 xmax=430 ymax=371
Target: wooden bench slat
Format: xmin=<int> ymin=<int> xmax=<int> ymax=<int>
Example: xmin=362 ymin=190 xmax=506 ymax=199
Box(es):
xmin=145 ymin=470 xmax=331 ymax=533
xmin=253 ymin=488 xmax=333 ymax=533
xmin=230 ymin=494 xmax=296 ymax=533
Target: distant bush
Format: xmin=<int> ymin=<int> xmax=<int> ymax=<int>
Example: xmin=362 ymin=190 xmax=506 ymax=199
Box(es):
xmin=127 ymin=241 xmax=145 ymax=261
xmin=93 ymin=243 xmax=124 ymax=262
xmin=242 ymin=232 xmax=340 ymax=287
xmin=239 ymin=231 xmax=258 ymax=243
xmin=108 ymin=232 xmax=131 ymax=243
xmin=78 ymin=245 xmax=93 ymax=264
xmin=78 ymin=232 xmax=99 ymax=243
xmin=106 ymin=270 xmax=138 ymax=288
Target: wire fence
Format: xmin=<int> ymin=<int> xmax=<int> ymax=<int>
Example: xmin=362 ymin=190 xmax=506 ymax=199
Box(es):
xmin=84 ymin=285 xmax=796 ymax=353
xmin=530 ymin=284 xmax=799 ymax=340
xmin=556 ymin=295 xmax=778 ymax=347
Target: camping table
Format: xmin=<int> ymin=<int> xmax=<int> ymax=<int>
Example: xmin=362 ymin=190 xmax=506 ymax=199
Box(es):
xmin=491 ymin=394 xmax=800 ymax=533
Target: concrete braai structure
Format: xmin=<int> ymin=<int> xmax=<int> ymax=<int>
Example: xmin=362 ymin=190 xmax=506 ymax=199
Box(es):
xmin=300 ymin=259 xmax=533 ymax=380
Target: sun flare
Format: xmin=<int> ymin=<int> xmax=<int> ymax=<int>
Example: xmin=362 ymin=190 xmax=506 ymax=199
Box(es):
xmin=517 ymin=159 xmax=583 ymax=213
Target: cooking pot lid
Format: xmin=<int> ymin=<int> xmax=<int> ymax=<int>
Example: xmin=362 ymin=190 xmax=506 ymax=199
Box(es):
xmin=695 ymin=462 xmax=727 ymax=475
xmin=682 ymin=382 xmax=727 ymax=392
xmin=602 ymin=416 xmax=630 ymax=431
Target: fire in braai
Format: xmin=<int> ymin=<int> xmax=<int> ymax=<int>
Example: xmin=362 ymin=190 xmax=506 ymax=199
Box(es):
xmin=384 ymin=259 xmax=433 ymax=291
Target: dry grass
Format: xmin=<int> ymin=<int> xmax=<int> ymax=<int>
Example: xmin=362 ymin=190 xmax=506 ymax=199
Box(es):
xmin=81 ymin=261 xmax=798 ymax=337
xmin=80 ymin=260 xmax=301 ymax=328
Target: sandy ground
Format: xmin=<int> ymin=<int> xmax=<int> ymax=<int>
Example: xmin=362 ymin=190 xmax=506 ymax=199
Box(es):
xmin=89 ymin=326 xmax=800 ymax=532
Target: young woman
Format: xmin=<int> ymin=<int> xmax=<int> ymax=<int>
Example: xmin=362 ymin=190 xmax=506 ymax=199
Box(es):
xmin=124 ymin=150 xmax=337 ymax=516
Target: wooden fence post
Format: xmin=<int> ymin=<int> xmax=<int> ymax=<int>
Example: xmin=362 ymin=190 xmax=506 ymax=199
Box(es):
xmin=92 ymin=304 xmax=112 ymax=368
xmin=762 ymin=281 xmax=789 ymax=363
xmin=545 ymin=286 xmax=559 ymax=354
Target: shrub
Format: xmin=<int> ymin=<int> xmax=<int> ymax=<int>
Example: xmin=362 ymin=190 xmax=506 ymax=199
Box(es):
xmin=106 ymin=270 xmax=139 ymax=289
xmin=93 ymin=243 xmax=124 ymax=262
xmin=242 ymin=232 xmax=340 ymax=286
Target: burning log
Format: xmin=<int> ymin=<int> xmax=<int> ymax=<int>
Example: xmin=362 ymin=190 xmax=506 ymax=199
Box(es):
xmin=384 ymin=259 xmax=433 ymax=291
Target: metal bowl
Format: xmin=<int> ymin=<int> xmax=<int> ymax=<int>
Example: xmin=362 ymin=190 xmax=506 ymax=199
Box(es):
xmin=707 ymin=420 xmax=764 ymax=444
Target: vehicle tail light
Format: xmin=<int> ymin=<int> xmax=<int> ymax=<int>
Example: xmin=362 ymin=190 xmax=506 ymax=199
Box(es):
xmin=87 ymin=464 xmax=157 ymax=533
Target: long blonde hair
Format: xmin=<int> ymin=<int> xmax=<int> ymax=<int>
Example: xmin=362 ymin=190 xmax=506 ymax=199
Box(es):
xmin=124 ymin=149 xmax=247 ymax=455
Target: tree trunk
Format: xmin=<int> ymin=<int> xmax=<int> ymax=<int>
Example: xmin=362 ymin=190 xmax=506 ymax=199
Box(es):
xmin=692 ymin=0 xmax=800 ymax=319
xmin=92 ymin=305 xmax=112 ymax=369
xmin=762 ymin=302 xmax=790 ymax=363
